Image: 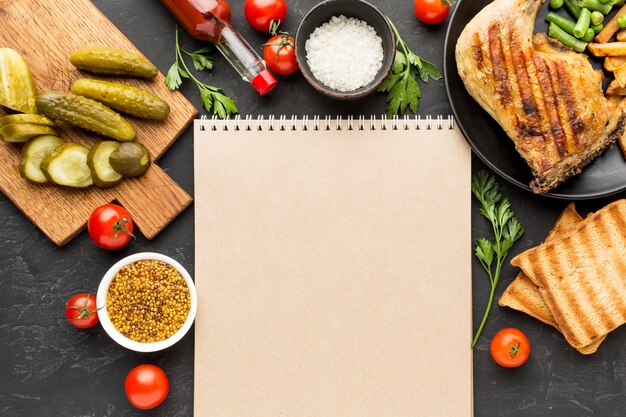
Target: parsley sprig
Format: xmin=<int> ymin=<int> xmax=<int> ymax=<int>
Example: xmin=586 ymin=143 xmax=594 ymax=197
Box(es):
xmin=378 ymin=19 xmax=442 ymax=118
xmin=165 ymin=28 xmax=237 ymax=118
xmin=471 ymin=171 xmax=524 ymax=348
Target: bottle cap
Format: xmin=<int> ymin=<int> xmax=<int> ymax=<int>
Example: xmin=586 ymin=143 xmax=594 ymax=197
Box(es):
xmin=251 ymin=70 xmax=277 ymax=95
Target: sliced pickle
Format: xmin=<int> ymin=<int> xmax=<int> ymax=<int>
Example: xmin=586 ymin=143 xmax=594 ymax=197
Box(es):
xmin=0 ymin=48 xmax=37 ymax=114
xmin=0 ymin=114 xmax=55 ymax=127
xmin=36 ymin=91 xmax=136 ymax=142
xmin=109 ymin=141 xmax=151 ymax=177
xmin=1 ymin=123 xmax=59 ymax=143
xmin=19 ymin=135 xmax=66 ymax=183
xmin=41 ymin=143 xmax=93 ymax=188
xmin=87 ymin=141 xmax=122 ymax=187
xmin=70 ymin=47 xmax=158 ymax=79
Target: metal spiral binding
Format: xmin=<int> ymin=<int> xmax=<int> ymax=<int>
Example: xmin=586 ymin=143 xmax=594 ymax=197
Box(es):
xmin=199 ymin=115 xmax=455 ymax=131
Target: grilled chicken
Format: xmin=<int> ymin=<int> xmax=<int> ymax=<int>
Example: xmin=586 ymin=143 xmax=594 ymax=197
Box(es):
xmin=456 ymin=0 xmax=625 ymax=193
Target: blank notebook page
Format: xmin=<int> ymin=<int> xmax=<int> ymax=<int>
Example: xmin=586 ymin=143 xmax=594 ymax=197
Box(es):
xmin=194 ymin=118 xmax=473 ymax=417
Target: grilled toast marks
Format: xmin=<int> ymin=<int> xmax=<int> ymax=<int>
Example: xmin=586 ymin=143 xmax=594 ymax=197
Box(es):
xmin=500 ymin=203 xmax=606 ymax=354
xmin=511 ymin=200 xmax=626 ymax=349
xmin=456 ymin=0 xmax=625 ymax=193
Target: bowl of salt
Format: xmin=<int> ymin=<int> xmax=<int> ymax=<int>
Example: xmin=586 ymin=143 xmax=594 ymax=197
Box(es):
xmin=295 ymin=0 xmax=396 ymax=100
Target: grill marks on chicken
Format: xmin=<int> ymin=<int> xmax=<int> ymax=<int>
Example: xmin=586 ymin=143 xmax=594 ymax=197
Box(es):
xmin=486 ymin=26 xmax=580 ymax=161
xmin=457 ymin=0 xmax=624 ymax=193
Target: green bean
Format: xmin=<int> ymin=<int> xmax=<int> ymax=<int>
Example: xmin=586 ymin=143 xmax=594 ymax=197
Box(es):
xmin=578 ymin=0 xmax=612 ymax=14
xmin=546 ymin=12 xmax=579 ymax=34
xmin=581 ymin=27 xmax=596 ymax=41
xmin=564 ymin=0 xmax=582 ymax=18
xmin=591 ymin=10 xmax=604 ymax=25
xmin=619 ymin=14 xmax=626 ymax=28
xmin=591 ymin=23 xmax=604 ymax=33
xmin=551 ymin=0 xmax=564 ymax=8
xmin=574 ymin=8 xmax=592 ymax=38
xmin=548 ymin=22 xmax=588 ymax=53
xmin=546 ymin=12 xmax=595 ymax=40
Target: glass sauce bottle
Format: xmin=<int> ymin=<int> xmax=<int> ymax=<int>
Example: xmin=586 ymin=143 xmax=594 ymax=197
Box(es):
xmin=161 ymin=0 xmax=277 ymax=95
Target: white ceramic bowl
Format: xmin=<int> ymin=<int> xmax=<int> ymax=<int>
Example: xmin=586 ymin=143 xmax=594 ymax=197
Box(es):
xmin=96 ymin=252 xmax=197 ymax=353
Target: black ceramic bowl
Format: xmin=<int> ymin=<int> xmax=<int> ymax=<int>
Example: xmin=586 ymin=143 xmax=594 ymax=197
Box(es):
xmin=295 ymin=0 xmax=396 ymax=100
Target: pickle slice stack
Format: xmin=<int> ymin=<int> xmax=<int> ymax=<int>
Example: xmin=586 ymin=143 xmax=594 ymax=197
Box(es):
xmin=87 ymin=141 xmax=123 ymax=187
xmin=41 ymin=143 xmax=93 ymax=188
xmin=20 ymin=135 xmax=66 ymax=183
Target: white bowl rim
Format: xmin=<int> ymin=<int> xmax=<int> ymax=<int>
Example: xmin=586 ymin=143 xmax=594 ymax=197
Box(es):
xmin=96 ymin=252 xmax=198 ymax=353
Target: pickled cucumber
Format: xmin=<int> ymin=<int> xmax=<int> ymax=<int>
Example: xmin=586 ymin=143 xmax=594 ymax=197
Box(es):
xmin=0 ymin=48 xmax=37 ymax=114
xmin=72 ymin=79 xmax=170 ymax=120
xmin=0 ymin=114 xmax=56 ymax=127
xmin=19 ymin=135 xmax=66 ymax=183
xmin=87 ymin=141 xmax=122 ymax=187
xmin=36 ymin=92 xmax=136 ymax=142
xmin=1 ymin=123 xmax=59 ymax=143
xmin=109 ymin=141 xmax=151 ymax=176
xmin=41 ymin=143 xmax=92 ymax=188
xmin=70 ymin=47 xmax=158 ymax=79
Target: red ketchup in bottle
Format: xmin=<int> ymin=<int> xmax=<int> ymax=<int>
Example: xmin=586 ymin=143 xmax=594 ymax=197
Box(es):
xmin=161 ymin=0 xmax=277 ymax=95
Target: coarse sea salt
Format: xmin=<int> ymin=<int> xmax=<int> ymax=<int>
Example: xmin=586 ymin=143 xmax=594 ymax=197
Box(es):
xmin=305 ymin=15 xmax=384 ymax=92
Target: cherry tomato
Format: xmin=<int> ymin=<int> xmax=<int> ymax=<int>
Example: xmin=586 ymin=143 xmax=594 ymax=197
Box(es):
xmin=244 ymin=0 xmax=287 ymax=32
xmin=263 ymin=33 xmax=298 ymax=76
xmin=125 ymin=364 xmax=170 ymax=410
xmin=490 ymin=328 xmax=531 ymax=368
xmin=87 ymin=204 xmax=135 ymax=250
xmin=65 ymin=293 xmax=100 ymax=329
xmin=414 ymin=0 xmax=451 ymax=25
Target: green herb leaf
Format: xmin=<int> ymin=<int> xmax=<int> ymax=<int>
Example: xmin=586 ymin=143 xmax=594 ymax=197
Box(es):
xmin=198 ymin=86 xmax=238 ymax=118
xmin=166 ymin=28 xmax=237 ymax=119
xmin=417 ymin=58 xmax=442 ymax=83
xmin=471 ymin=170 xmax=524 ymax=348
xmin=475 ymin=237 xmax=495 ymax=268
xmin=165 ymin=62 xmax=183 ymax=91
xmin=186 ymin=47 xmax=214 ymax=71
xmin=380 ymin=18 xmax=442 ymax=117
xmin=377 ymin=73 xmax=402 ymax=93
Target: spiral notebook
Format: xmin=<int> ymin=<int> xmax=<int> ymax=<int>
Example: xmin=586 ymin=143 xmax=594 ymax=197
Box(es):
xmin=193 ymin=116 xmax=473 ymax=417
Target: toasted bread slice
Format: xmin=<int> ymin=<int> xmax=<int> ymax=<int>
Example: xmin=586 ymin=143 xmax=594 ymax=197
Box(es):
xmin=500 ymin=204 xmax=605 ymax=354
xmin=511 ymin=200 xmax=626 ymax=349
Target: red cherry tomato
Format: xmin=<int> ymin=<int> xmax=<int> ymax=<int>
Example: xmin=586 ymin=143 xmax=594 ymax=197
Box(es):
xmin=490 ymin=328 xmax=531 ymax=368
xmin=65 ymin=293 xmax=100 ymax=329
xmin=125 ymin=364 xmax=170 ymax=410
xmin=414 ymin=0 xmax=451 ymax=25
xmin=263 ymin=33 xmax=298 ymax=76
xmin=87 ymin=204 xmax=135 ymax=250
xmin=244 ymin=0 xmax=287 ymax=32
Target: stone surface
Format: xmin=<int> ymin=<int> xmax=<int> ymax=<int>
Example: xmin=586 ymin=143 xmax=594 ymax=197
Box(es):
xmin=0 ymin=0 xmax=623 ymax=416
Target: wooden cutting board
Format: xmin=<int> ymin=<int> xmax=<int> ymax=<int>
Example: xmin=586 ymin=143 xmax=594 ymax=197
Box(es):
xmin=0 ymin=0 xmax=197 ymax=245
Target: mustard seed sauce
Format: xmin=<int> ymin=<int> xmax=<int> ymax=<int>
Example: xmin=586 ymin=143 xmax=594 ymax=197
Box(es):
xmin=106 ymin=259 xmax=191 ymax=343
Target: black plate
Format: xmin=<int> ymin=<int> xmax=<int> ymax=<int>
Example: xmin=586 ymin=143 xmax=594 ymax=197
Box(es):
xmin=444 ymin=0 xmax=626 ymax=200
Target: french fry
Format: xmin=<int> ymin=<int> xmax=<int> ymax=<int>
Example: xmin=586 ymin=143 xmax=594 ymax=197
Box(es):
xmin=615 ymin=65 xmax=626 ymax=87
xmin=606 ymin=79 xmax=626 ymax=95
xmin=604 ymin=56 xmax=626 ymax=72
xmin=588 ymin=42 xmax=626 ymax=56
xmin=617 ymin=30 xmax=626 ymax=42
xmin=595 ymin=4 xmax=626 ymax=44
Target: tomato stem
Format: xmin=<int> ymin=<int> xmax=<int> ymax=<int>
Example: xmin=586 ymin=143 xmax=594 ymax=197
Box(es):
xmin=269 ymin=19 xmax=281 ymax=36
xmin=263 ymin=33 xmax=295 ymax=65
xmin=510 ymin=341 xmax=521 ymax=358
xmin=68 ymin=294 xmax=102 ymax=320
xmin=112 ymin=215 xmax=136 ymax=240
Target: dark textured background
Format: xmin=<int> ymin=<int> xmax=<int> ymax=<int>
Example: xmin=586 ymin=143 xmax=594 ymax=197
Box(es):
xmin=0 ymin=0 xmax=624 ymax=416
